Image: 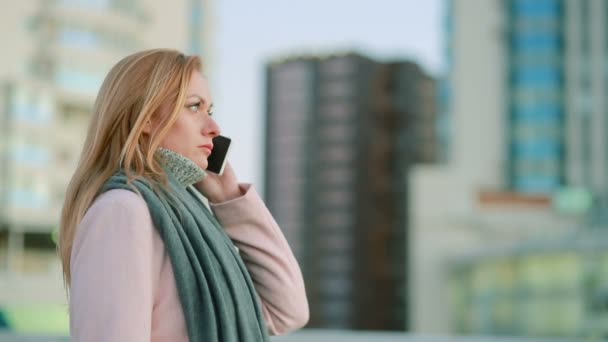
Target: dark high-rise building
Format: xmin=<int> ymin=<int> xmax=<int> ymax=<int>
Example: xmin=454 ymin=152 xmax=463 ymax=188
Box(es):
xmin=263 ymin=53 xmax=437 ymax=331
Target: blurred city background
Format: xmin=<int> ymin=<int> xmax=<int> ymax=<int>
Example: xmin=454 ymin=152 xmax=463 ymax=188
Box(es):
xmin=1 ymin=0 xmax=608 ymax=341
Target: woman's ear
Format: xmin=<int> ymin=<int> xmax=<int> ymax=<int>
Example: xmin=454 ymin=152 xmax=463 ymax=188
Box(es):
xmin=142 ymin=120 xmax=153 ymax=135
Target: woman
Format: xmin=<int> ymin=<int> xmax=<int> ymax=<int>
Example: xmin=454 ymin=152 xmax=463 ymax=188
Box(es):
xmin=59 ymin=49 xmax=309 ymax=341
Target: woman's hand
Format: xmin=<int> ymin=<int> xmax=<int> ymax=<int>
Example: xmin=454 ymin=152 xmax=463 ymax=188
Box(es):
xmin=194 ymin=162 xmax=243 ymax=203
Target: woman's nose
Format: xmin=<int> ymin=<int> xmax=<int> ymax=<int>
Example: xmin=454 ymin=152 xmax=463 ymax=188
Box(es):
xmin=205 ymin=116 xmax=221 ymax=138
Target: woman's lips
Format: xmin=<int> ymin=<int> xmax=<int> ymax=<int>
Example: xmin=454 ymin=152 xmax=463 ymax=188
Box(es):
xmin=199 ymin=145 xmax=213 ymax=154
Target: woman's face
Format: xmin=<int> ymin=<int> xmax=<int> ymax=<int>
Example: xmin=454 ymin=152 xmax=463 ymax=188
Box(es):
xmin=158 ymin=70 xmax=220 ymax=170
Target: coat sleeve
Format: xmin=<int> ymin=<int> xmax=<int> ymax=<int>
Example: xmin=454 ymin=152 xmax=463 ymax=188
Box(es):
xmin=209 ymin=184 xmax=309 ymax=335
xmin=69 ymin=189 xmax=160 ymax=342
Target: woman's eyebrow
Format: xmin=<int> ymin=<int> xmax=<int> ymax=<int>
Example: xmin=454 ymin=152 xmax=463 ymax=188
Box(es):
xmin=186 ymin=94 xmax=204 ymax=102
xmin=186 ymin=95 xmax=213 ymax=109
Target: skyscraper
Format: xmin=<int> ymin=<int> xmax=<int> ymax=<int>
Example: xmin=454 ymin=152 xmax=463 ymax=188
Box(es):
xmin=264 ymin=53 xmax=437 ymax=330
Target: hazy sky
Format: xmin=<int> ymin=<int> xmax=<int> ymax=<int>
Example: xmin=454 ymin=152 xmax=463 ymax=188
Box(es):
xmin=213 ymin=0 xmax=443 ymax=189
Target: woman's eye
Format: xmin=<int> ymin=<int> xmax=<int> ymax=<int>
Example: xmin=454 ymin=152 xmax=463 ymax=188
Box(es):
xmin=187 ymin=102 xmax=200 ymax=112
xmin=207 ymin=109 xmax=214 ymax=117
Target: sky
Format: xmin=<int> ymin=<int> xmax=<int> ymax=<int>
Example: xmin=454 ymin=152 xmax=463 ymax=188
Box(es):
xmin=213 ymin=0 xmax=443 ymax=190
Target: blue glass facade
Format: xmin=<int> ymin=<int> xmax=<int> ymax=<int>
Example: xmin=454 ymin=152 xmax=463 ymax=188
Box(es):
xmin=508 ymin=0 xmax=564 ymax=193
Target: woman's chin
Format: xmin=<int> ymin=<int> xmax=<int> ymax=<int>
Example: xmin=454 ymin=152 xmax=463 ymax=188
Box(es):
xmin=197 ymin=160 xmax=208 ymax=171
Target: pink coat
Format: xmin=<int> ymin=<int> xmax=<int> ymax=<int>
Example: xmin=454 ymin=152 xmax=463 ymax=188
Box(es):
xmin=69 ymin=184 xmax=309 ymax=341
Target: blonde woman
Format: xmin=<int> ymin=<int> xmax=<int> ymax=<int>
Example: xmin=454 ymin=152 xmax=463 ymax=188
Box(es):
xmin=59 ymin=49 xmax=309 ymax=341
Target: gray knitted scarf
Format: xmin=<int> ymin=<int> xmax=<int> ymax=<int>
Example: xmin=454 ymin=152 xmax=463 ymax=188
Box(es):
xmin=101 ymin=148 xmax=269 ymax=341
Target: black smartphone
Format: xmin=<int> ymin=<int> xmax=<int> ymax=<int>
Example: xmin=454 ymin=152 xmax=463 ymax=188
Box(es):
xmin=206 ymin=135 xmax=231 ymax=175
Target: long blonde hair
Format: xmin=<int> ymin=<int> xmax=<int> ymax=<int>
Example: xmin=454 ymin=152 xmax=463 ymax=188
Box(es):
xmin=59 ymin=49 xmax=202 ymax=288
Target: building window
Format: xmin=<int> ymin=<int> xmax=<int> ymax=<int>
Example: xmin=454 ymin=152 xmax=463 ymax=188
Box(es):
xmin=318 ymin=188 xmax=353 ymax=208
xmin=513 ymin=140 xmax=560 ymax=160
xmin=11 ymin=145 xmax=51 ymax=167
xmin=512 ymin=0 xmax=561 ymax=17
xmin=318 ymin=258 xmax=354 ymax=278
xmin=9 ymin=185 xmax=50 ymax=210
xmin=318 ymin=167 xmax=355 ymax=186
xmin=319 ymin=102 xmax=354 ymax=121
xmin=512 ymin=66 xmax=561 ymax=87
xmin=58 ymin=28 xmax=100 ymax=49
xmin=11 ymin=88 xmax=54 ymax=124
xmin=316 ymin=211 xmax=353 ymax=228
xmin=320 ymin=58 xmax=355 ymax=79
xmin=320 ymin=81 xmax=353 ymax=99
xmin=513 ymin=32 xmax=560 ymax=52
xmin=318 ymin=144 xmax=354 ymax=164
xmin=318 ymin=233 xmax=353 ymax=253
xmin=272 ymin=62 xmax=313 ymax=85
xmin=60 ymin=0 xmax=111 ymax=9
xmin=56 ymin=65 xmax=105 ymax=95
xmin=318 ymin=124 xmax=355 ymax=143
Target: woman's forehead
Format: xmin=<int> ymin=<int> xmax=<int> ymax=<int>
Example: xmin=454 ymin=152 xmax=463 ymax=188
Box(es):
xmin=187 ymin=71 xmax=211 ymax=99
